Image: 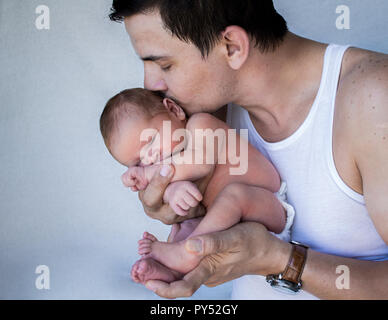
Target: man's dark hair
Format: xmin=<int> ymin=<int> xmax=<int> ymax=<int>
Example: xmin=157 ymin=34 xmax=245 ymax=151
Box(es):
xmin=109 ymin=0 xmax=288 ymax=57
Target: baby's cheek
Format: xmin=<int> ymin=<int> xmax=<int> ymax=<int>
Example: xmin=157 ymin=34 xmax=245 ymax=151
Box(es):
xmin=140 ymin=147 xmax=158 ymax=165
xmin=158 ymin=136 xmax=184 ymax=161
xmin=170 ymin=139 xmax=185 ymax=154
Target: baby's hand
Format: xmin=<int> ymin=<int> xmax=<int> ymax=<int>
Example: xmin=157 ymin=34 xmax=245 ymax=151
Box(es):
xmin=163 ymin=181 xmax=203 ymax=216
xmin=121 ymin=166 xmax=148 ymax=191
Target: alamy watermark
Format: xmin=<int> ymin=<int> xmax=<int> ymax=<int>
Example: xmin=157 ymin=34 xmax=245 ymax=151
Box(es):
xmin=139 ymin=121 xmax=249 ymax=175
xmin=335 ymin=265 xmax=350 ymax=290
xmin=35 ymin=265 xmax=50 ymax=290
xmin=35 ymin=5 xmax=50 ymax=30
xmin=336 ymin=5 xmax=350 ymax=30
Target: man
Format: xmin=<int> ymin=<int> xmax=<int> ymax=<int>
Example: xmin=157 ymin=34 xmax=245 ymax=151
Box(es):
xmin=110 ymin=0 xmax=388 ymax=299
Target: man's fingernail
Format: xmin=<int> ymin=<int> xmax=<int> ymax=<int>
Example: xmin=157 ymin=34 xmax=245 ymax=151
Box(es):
xmin=160 ymin=165 xmax=171 ymax=177
xmin=186 ymin=239 xmax=202 ymax=253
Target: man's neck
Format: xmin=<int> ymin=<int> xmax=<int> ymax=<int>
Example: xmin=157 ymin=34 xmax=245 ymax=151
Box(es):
xmin=234 ymin=32 xmax=328 ymax=142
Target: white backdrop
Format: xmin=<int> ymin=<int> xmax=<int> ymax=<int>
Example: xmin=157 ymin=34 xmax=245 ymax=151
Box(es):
xmin=0 ymin=0 xmax=387 ymax=299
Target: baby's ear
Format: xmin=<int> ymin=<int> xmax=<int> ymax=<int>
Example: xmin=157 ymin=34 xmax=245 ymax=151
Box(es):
xmin=163 ymin=98 xmax=186 ymax=121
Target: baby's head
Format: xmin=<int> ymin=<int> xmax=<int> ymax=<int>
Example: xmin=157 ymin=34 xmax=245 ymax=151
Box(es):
xmin=100 ymin=88 xmax=187 ymax=167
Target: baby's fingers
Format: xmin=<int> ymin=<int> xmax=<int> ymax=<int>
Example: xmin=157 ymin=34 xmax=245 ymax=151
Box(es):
xmin=177 ymin=199 xmax=190 ymax=211
xmin=182 ymin=192 xmax=200 ymax=208
xmin=171 ymin=202 xmax=189 ymax=216
xmin=186 ymin=184 xmax=203 ymax=202
xmin=136 ymin=179 xmax=148 ymax=191
xmin=121 ymin=172 xmax=132 ymax=187
xmin=122 ymin=172 xmax=137 ymax=187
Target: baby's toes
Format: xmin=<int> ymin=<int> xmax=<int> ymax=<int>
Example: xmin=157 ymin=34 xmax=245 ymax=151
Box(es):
xmin=138 ymin=243 xmax=152 ymax=255
xmin=138 ymin=238 xmax=152 ymax=246
xmin=130 ymin=262 xmax=140 ymax=283
xmin=143 ymin=231 xmax=158 ymax=242
xmin=138 ymin=239 xmax=152 ymax=254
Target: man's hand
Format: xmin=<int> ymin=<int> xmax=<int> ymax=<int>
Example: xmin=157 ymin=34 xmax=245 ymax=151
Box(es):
xmin=137 ymin=164 xmax=207 ymax=225
xmin=144 ymin=222 xmax=292 ymax=299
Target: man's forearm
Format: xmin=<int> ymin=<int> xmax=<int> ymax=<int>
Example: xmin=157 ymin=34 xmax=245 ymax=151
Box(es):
xmin=302 ymin=249 xmax=388 ymax=299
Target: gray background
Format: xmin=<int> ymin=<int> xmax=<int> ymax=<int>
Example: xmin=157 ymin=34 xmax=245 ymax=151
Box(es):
xmin=0 ymin=0 xmax=387 ymax=299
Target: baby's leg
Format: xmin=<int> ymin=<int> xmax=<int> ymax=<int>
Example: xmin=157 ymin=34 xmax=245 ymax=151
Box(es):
xmin=139 ymin=183 xmax=286 ymax=274
xmin=190 ymin=183 xmax=286 ymax=237
xmin=167 ymin=217 xmax=203 ymax=243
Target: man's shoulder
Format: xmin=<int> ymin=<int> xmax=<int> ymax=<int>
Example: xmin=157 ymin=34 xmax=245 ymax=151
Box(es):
xmin=336 ymin=47 xmax=388 ymax=156
xmin=339 ymin=47 xmax=388 ymax=102
xmin=337 ymin=47 xmax=388 ymax=129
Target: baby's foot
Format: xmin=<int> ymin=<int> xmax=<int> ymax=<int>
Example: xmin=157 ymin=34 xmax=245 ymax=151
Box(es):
xmin=131 ymin=258 xmax=182 ymax=284
xmin=138 ymin=232 xmax=158 ymax=256
xmin=141 ymin=235 xmax=202 ymax=274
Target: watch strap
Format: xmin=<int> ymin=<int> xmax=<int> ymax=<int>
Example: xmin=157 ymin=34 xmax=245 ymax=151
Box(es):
xmin=282 ymin=243 xmax=308 ymax=284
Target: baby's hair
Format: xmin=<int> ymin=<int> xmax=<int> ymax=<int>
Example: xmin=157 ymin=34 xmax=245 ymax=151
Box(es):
xmin=100 ymin=88 xmax=166 ymax=149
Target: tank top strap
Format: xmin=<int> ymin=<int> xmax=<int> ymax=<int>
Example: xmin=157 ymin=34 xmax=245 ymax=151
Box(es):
xmin=310 ymin=44 xmax=364 ymax=203
xmin=311 ymin=44 xmax=350 ymax=124
xmin=319 ymin=44 xmax=351 ymax=107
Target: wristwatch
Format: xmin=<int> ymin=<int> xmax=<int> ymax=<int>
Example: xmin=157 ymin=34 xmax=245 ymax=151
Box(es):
xmin=266 ymin=241 xmax=309 ymax=294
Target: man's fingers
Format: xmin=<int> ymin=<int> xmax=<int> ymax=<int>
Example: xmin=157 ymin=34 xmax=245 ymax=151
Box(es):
xmin=145 ymin=279 xmax=194 ymax=299
xmin=141 ymin=165 xmax=174 ymax=209
xmin=145 ymin=260 xmax=212 ymax=299
xmin=186 ymin=228 xmax=238 ymax=256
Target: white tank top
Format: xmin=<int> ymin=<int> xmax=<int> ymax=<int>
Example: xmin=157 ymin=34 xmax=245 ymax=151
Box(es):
xmin=227 ymin=44 xmax=388 ymax=300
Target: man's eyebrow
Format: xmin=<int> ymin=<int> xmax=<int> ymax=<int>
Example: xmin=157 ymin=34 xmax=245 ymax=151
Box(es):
xmin=141 ymin=55 xmax=169 ymax=62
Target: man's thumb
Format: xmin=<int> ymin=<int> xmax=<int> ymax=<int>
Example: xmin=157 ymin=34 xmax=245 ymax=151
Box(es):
xmin=185 ymin=234 xmax=222 ymax=256
xmin=185 ymin=238 xmax=203 ymax=254
xmin=159 ymin=164 xmax=173 ymax=178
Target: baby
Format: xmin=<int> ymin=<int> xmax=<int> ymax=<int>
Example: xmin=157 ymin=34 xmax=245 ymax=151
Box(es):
xmin=100 ymin=88 xmax=294 ymax=285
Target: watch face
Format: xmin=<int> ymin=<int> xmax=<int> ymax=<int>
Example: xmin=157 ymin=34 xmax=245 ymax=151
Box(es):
xmin=290 ymin=240 xmax=309 ymax=249
xmin=269 ymin=279 xmax=300 ymax=295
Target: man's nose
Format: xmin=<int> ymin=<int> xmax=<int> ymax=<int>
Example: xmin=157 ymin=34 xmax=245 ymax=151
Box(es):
xmin=144 ymin=69 xmax=168 ymax=91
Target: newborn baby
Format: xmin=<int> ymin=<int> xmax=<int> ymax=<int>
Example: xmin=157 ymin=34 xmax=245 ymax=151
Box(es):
xmin=100 ymin=88 xmax=294 ymax=285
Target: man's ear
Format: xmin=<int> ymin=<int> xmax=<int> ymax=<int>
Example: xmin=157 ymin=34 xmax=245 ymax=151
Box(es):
xmin=221 ymin=26 xmax=250 ymax=70
xmin=163 ymin=98 xmax=186 ymax=121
